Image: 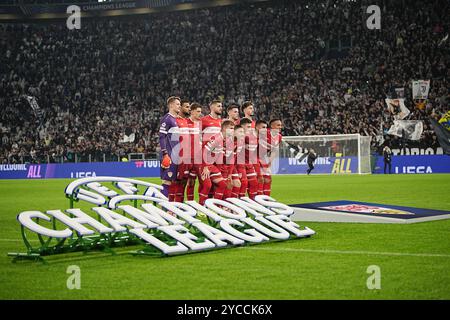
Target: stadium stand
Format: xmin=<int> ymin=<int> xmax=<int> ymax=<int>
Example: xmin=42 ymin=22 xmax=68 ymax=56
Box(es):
xmin=0 ymin=0 xmax=448 ymax=163
xmin=4 ymin=1 xmax=118 ymax=4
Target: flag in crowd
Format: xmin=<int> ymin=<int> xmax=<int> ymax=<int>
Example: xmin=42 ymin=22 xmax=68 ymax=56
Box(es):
xmin=385 ymin=98 xmax=410 ymax=120
xmin=387 ymin=120 xmax=423 ymax=141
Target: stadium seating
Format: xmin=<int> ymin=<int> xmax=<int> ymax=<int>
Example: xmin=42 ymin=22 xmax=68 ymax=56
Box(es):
xmin=0 ymin=0 xmax=448 ymax=163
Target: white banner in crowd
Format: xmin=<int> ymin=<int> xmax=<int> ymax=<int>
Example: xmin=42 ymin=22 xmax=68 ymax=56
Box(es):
xmin=387 ymin=120 xmax=423 ymax=141
xmin=412 ymin=80 xmax=430 ymax=100
xmin=23 ymin=95 xmax=44 ymax=122
xmin=385 ymin=98 xmax=410 ymax=120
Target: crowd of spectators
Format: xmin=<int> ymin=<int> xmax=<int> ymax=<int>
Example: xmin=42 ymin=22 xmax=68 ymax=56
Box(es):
xmin=0 ymin=0 xmax=448 ymax=164
xmin=2 ymin=0 xmax=188 ymax=5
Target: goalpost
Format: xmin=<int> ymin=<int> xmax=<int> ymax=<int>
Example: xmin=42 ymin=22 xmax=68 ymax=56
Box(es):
xmin=279 ymin=134 xmax=372 ymax=174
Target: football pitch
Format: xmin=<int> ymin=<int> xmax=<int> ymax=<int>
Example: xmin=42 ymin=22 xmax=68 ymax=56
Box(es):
xmin=0 ymin=174 xmax=449 ymax=300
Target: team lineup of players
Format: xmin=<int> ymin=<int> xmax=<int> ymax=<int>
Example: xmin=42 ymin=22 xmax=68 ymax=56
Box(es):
xmin=159 ymin=96 xmax=283 ymax=204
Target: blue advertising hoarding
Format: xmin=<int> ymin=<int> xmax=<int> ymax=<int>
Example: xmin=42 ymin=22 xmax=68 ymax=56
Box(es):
xmin=0 ymin=160 xmax=160 ymax=180
xmin=0 ymin=155 xmax=449 ymax=179
xmin=275 ymin=155 xmax=450 ymax=175
xmin=274 ymin=156 xmax=359 ymax=175
xmin=373 ymin=155 xmax=450 ymax=174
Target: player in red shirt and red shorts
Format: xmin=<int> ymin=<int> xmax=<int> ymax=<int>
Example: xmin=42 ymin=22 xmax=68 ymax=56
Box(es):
xmin=229 ymin=125 xmax=244 ymax=198
xmin=174 ymin=99 xmax=192 ymax=202
xmin=255 ymin=120 xmax=269 ymax=195
xmin=205 ymin=120 xmax=238 ymax=199
xmin=239 ymin=117 xmax=259 ymax=199
xmin=200 ymin=127 xmax=232 ymax=203
xmin=184 ymin=102 xmax=202 ymax=201
xmin=260 ymin=118 xmax=283 ymax=196
xmin=226 ymin=103 xmax=244 ymax=197
xmin=197 ymin=100 xmax=223 ymax=204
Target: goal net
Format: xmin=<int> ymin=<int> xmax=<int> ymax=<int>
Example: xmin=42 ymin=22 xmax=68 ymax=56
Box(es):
xmin=274 ymin=134 xmax=372 ymax=175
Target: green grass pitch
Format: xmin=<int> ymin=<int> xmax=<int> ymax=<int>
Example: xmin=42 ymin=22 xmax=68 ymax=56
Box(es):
xmin=0 ymin=174 xmax=449 ymax=299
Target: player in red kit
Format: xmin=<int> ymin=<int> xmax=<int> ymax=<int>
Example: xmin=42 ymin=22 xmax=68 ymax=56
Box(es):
xmin=235 ymin=123 xmax=247 ymax=198
xmin=260 ymin=118 xmax=283 ymax=196
xmin=224 ymin=104 xmax=241 ymax=197
xmin=255 ymin=120 xmax=268 ymax=195
xmin=205 ymin=120 xmax=237 ymax=199
xmin=174 ymin=99 xmax=192 ymax=202
xmin=200 ymin=133 xmax=229 ymax=202
xmin=197 ymin=100 xmax=223 ymax=204
xmin=184 ymin=103 xmax=203 ymax=201
xmin=239 ymin=117 xmax=259 ymax=199
xmin=230 ymin=124 xmax=244 ymax=197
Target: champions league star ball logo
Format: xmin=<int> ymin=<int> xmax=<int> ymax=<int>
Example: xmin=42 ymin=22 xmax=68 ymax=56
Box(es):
xmin=322 ymin=204 xmax=414 ymax=215
xmin=10 ymin=177 xmax=315 ymax=261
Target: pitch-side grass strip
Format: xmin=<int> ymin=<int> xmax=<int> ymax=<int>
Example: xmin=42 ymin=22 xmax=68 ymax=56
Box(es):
xmin=239 ymin=246 xmax=450 ymax=258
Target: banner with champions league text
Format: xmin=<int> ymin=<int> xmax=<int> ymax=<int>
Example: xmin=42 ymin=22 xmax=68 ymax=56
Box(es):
xmin=0 ymin=0 xmax=242 ymax=21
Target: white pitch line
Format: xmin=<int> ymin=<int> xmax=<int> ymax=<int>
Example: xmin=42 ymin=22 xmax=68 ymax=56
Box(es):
xmin=240 ymin=247 xmax=450 ymax=258
xmin=2 ymin=238 xmax=449 ymax=258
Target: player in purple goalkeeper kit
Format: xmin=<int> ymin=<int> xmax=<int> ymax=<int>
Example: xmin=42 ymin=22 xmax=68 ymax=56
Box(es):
xmin=159 ymin=96 xmax=181 ymax=200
